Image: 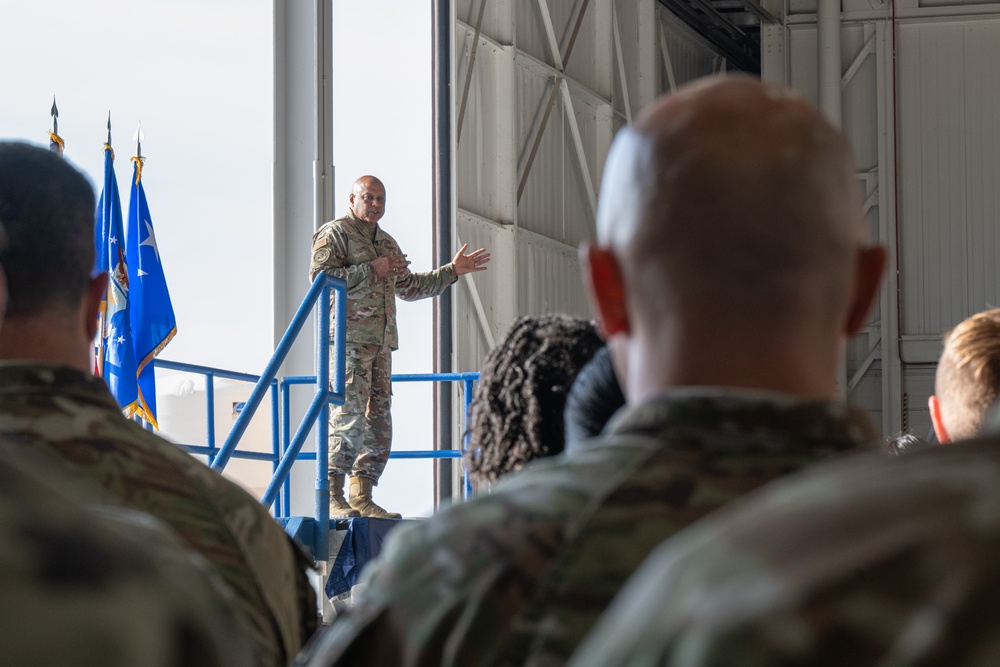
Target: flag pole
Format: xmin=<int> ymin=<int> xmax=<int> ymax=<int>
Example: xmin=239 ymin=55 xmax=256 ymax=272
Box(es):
xmin=48 ymin=97 xmax=64 ymax=156
xmin=132 ymin=122 xmax=144 ymax=184
xmin=131 ymin=121 xmax=146 ymax=429
xmin=95 ymin=114 xmax=141 ymax=417
xmin=94 ymin=113 xmax=113 ymax=378
xmin=127 ymin=122 xmax=175 ymax=430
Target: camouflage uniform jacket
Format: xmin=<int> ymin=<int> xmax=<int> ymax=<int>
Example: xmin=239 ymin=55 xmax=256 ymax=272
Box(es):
xmin=309 ymin=210 xmax=457 ymax=349
xmin=298 ymin=388 xmax=879 ymax=667
xmin=0 ymin=363 xmax=317 ymax=666
xmin=0 ymin=453 xmax=254 ymax=667
xmin=569 ymin=438 xmax=1000 ymax=667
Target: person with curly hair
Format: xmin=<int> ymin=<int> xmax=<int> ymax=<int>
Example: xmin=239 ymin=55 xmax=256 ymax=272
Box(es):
xmin=465 ymin=314 xmax=604 ymax=487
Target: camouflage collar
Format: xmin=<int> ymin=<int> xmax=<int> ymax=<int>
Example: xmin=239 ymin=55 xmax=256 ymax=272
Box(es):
xmin=0 ymin=362 xmax=120 ymax=411
xmin=600 ymin=388 xmax=880 ymax=455
xmin=345 ymin=210 xmax=381 ymax=238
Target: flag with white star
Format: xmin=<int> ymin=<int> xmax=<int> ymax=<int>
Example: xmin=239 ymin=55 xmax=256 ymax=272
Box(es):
xmin=94 ymin=141 xmax=140 ymax=417
xmin=126 ymin=155 xmax=176 ymax=428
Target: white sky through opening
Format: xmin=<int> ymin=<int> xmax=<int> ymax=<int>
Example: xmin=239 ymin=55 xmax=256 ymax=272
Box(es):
xmin=0 ymin=1 xmax=441 ymax=517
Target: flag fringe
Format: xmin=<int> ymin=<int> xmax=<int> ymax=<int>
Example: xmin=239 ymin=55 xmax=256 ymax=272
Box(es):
xmin=131 ymin=155 xmax=144 ymax=184
xmin=135 ymin=325 xmax=177 ymax=378
xmin=48 ymin=132 xmax=65 ymax=155
xmin=134 ymin=394 xmax=159 ymax=430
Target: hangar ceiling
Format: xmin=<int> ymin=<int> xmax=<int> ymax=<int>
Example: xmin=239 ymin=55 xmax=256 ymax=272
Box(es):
xmin=658 ymin=0 xmax=779 ymax=73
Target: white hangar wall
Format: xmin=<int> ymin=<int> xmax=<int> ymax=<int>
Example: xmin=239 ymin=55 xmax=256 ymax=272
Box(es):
xmin=763 ymin=0 xmax=1000 ymax=438
xmin=450 ymin=0 xmax=737 ymax=384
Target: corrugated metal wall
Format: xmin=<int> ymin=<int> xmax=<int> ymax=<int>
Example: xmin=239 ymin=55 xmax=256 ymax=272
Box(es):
xmin=764 ymin=1 xmax=1000 ymax=438
xmin=898 ymin=19 xmax=1000 ymax=339
xmin=452 ymin=0 xmax=734 ymax=381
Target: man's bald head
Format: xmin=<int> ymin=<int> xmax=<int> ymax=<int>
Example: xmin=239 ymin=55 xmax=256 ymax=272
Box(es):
xmin=587 ymin=76 xmax=885 ymax=400
xmin=599 ymin=77 xmax=865 ymax=328
xmin=352 ymin=175 xmax=385 ymax=196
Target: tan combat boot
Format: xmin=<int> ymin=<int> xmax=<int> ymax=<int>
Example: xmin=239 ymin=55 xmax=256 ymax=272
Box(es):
xmin=348 ymin=476 xmax=402 ymax=519
xmin=329 ymin=472 xmax=361 ymax=518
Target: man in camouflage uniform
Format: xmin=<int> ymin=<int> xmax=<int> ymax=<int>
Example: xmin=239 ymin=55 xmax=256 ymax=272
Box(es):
xmin=0 ymin=214 xmax=243 ymax=666
xmin=0 ymin=451 xmax=254 ymax=667
xmin=309 ymin=175 xmax=490 ymax=519
xmin=570 ymin=439 xmax=1000 ymax=666
xmin=0 ymin=142 xmax=316 ymax=666
xmin=296 ymin=77 xmax=887 ymax=665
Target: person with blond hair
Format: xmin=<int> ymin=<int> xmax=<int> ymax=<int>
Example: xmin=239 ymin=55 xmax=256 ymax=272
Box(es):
xmin=929 ymin=308 xmax=1000 ymax=443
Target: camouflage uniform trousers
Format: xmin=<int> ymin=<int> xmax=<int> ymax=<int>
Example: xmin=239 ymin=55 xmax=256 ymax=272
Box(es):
xmin=329 ymin=342 xmax=393 ymax=482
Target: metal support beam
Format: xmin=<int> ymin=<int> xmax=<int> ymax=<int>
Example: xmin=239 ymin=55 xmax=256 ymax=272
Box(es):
xmin=842 ymin=32 xmax=876 ymax=90
xmin=273 ymin=0 xmax=333 ymax=517
xmin=515 ymin=0 xmax=592 ymax=204
xmin=561 ymin=79 xmax=598 ymax=216
xmin=457 ymin=0 xmax=487 ymax=143
xmin=862 ymin=185 xmax=879 ymax=218
xmin=875 ymin=19 xmax=902 ymax=436
xmin=612 ymin=0 xmax=633 ymax=124
xmin=847 ymin=338 xmax=881 ymax=395
xmin=458 ymin=232 xmax=497 ymax=350
xmin=659 ymin=24 xmax=678 ymax=92
xmin=515 ymin=51 xmax=616 ymax=110
xmin=817 ymin=0 xmax=842 ymax=128
xmin=536 ymin=0 xmax=566 ymax=71
xmin=817 ymin=0 xmax=844 ymax=398
xmin=517 ymin=79 xmax=561 ymax=203
xmin=432 ymin=0 xmax=455 ymax=506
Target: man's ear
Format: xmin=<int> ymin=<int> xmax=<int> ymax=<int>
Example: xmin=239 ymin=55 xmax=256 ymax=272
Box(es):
xmin=845 ymin=245 xmax=888 ymax=335
xmin=84 ymin=273 xmax=109 ymax=341
xmin=581 ymin=243 xmax=630 ymax=338
xmin=928 ymin=394 xmax=951 ymax=444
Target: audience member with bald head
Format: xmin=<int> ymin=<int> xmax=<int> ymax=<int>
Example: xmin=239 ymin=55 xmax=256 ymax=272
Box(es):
xmin=298 ymin=75 xmax=883 ymax=667
xmin=586 ymin=76 xmax=884 ymax=402
xmin=929 ymin=308 xmax=1000 ymax=443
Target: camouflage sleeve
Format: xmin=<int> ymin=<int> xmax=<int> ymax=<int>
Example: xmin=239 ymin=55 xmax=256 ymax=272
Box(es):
xmin=309 ymin=226 xmax=374 ymax=296
xmin=394 ymin=262 xmax=458 ymax=302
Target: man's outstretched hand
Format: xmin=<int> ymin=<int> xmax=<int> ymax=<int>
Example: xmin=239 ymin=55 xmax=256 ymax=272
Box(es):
xmin=452 ymin=243 xmax=491 ymax=276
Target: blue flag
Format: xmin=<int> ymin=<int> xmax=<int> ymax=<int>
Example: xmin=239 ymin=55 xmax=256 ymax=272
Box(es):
xmin=95 ymin=143 xmax=140 ymax=417
xmin=126 ymin=157 xmax=176 ymax=428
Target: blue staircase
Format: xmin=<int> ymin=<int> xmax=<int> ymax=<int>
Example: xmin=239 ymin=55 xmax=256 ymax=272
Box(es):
xmin=154 ymin=273 xmax=478 ymax=565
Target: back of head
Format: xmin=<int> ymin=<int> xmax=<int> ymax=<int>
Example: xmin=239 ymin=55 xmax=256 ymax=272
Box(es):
xmin=597 ymin=75 xmax=865 ymax=344
xmin=563 ymin=345 xmax=626 ymax=449
xmin=935 ymin=308 xmax=1000 ymax=440
xmin=0 ymin=142 xmax=95 ymax=318
xmin=466 ymin=314 xmax=603 ymax=484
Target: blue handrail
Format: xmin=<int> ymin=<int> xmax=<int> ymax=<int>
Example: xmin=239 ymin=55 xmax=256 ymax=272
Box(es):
xmin=209 ymin=274 xmax=345 ymax=473
xmin=275 ymin=371 xmax=479 ymax=516
xmin=153 ymin=359 xmax=278 ymax=465
xmin=153 ymin=273 xmax=479 ymax=560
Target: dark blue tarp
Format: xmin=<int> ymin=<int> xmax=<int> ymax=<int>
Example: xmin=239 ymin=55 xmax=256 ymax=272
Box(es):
xmin=326 ymin=517 xmax=408 ymax=598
